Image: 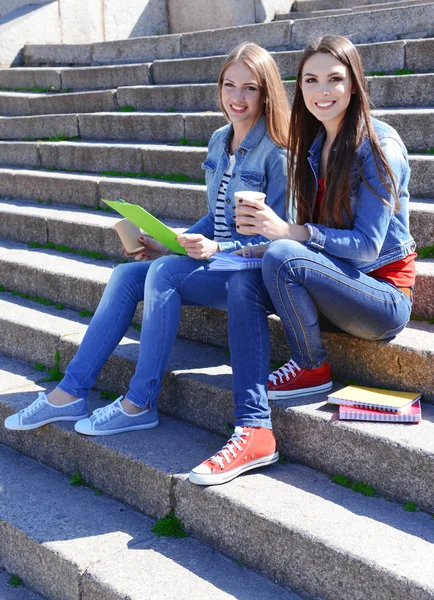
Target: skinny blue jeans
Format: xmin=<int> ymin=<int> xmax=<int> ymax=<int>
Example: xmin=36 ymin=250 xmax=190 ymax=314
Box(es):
xmin=58 ymin=256 xmax=272 ymax=428
xmin=228 ymin=240 xmax=412 ymax=409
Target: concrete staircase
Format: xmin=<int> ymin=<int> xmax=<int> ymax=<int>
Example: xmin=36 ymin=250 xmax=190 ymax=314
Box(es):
xmin=0 ymin=5 xmax=433 ymax=600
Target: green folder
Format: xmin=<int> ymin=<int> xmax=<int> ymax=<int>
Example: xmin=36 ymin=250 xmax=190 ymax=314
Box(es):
xmin=102 ymin=199 xmax=187 ymax=255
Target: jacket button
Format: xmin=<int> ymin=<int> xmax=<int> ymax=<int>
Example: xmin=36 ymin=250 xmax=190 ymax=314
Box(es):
xmin=226 ymin=198 xmax=231 ymax=204
xmin=231 ymin=223 xmax=236 ymax=228
xmin=239 ymin=149 xmax=245 ymax=154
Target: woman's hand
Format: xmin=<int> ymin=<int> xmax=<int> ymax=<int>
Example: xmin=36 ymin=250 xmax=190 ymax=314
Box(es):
xmin=125 ymin=234 xmax=172 ymax=261
xmin=235 ymin=199 xmax=309 ymax=242
xmin=176 ymin=233 xmax=219 ymax=260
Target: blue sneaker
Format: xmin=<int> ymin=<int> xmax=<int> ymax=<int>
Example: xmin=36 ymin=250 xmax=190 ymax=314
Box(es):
xmin=74 ymin=396 xmax=159 ymax=436
xmin=4 ymin=391 xmax=88 ymax=431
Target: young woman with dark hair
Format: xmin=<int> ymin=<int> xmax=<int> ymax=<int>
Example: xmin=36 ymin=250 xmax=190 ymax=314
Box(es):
xmin=5 ymin=42 xmax=291 ymax=486
xmin=231 ymin=34 xmax=415 ymax=401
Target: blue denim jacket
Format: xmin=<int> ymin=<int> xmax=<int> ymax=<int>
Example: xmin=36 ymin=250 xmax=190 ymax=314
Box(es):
xmin=304 ymin=118 xmax=416 ymax=273
xmin=185 ymin=115 xmax=288 ymax=253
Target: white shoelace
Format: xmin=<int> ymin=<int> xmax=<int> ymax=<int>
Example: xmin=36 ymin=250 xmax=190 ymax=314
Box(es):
xmin=209 ymin=426 xmax=250 ymax=469
xmin=268 ymin=359 xmax=301 ymax=385
xmin=21 ymin=391 xmax=47 ymax=417
xmin=93 ymin=396 xmax=123 ymax=424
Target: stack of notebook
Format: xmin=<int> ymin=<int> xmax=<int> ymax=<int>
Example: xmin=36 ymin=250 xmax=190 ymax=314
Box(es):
xmin=327 ymin=385 xmax=422 ymax=423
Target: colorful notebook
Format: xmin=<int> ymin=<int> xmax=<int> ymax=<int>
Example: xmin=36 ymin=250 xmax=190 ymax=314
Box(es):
xmin=339 ymin=400 xmax=422 ymax=422
xmin=208 ymin=253 xmax=262 ymax=271
xmin=327 ymin=385 xmax=422 ymax=413
xmin=102 ymin=199 xmax=187 ymax=255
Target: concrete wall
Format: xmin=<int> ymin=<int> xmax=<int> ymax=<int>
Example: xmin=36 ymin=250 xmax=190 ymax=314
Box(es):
xmin=104 ymin=0 xmax=169 ymax=40
xmin=0 ymin=0 xmax=170 ymax=66
xmin=0 ymin=2 xmax=61 ymax=66
xmin=168 ymin=0 xmax=292 ymax=33
xmin=0 ymin=0 xmax=286 ymax=66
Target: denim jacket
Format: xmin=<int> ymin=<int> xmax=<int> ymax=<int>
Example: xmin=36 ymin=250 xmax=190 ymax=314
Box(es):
xmin=304 ymin=118 xmax=416 ymax=273
xmin=185 ymin=115 xmax=288 ymax=253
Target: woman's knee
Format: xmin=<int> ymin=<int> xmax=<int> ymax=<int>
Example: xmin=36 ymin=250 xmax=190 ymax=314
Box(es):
xmin=105 ymin=261 xmax=151 ymax=301
xmin=228 ymin=270 xmax=268 ymax=306
xmin=262 ymin=240 xmax=317 ymax=287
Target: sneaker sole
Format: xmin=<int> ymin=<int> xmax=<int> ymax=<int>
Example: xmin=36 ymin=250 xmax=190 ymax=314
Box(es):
xmin=4 ymin=414 xmax=89 ymax=431
xmin=189 ymin=451 xmax=279 ymax=486
xmin=74 ymin=419 xmax=159 ymax=436
xmin=268 ymin=380 xmax=333 ymax=400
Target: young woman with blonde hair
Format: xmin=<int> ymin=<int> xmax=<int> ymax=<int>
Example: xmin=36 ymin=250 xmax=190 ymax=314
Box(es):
xmin=6 ymin=42 xmax=291 ymax=486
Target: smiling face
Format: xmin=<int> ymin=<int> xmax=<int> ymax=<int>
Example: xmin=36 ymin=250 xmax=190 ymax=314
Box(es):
xmin=300 ymin=52 xmax=354 ymax=137
xmin=221 ymin=61 xmax=264 ymax=133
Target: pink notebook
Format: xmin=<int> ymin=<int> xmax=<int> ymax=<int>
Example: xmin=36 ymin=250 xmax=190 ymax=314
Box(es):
xmin=339 ymin=400 xmax=421 ymax=422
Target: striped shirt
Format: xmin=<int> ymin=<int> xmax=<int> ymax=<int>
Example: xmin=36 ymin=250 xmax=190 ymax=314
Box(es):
xmin=213 ymin=154 xmax=235 ymax=242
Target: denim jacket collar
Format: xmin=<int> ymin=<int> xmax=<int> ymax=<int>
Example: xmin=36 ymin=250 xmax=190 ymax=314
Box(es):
xmin=222 ymin=114 xmax=267 ymax=153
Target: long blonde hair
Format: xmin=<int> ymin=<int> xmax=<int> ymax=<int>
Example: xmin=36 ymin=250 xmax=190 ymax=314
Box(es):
xmin=218 ymin=42 xmax=290 ymax=148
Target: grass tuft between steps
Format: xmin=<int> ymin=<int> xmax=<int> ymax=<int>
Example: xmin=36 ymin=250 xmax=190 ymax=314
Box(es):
xmin=411 ymin=315 xmax=434 ymax=325
xmin=32 ymin=351 xmax=63 ymax=382
xmin=0 ymin=284 xmax=63 ymax=310
xmin=100 ymin=170 xmax=205 ymax=184
xmin=152 ymin=511 xmax=189 ymax=539
xmin=7 ymin=574 xmax=23 ymax=588
xmin=0 ymin=86 xmax=72 ymax=94
xmin=69 ymin=471 xmax=102 ymax=496
xmin=118 ymin=105 xmax=136 ymax=112
xmin=332 ymin=474 xmax=423 ymax=512
xmin=99 ymin=390 xmax=119 ymax=401
xmin=332 ymin=473 xmax=375 ymax=497
xmin=29 ymin=241 xmax=109 ymax=261
xmin=417 ymin=245 xmax=434 ymax=260
xmin=177 ymin=136 xmax=208 ymax=147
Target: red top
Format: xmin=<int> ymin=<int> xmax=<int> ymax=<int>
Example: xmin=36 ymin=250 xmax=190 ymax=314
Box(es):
xmin=314 ymin=179 xmax=416 ymax=287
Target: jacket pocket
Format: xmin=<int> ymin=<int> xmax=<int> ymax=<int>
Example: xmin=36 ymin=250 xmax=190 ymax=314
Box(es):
xmin=240 ymin=170 xmax=265 ymax=188
xmin=201 ymin=158 xmax=217 ymax=172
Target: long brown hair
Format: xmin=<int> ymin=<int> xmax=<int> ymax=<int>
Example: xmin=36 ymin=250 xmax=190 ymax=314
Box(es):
xmin=218 ymin=42 xmax=290 ymax=148
xmin=287 ymin=35 xmax=399 ymax=227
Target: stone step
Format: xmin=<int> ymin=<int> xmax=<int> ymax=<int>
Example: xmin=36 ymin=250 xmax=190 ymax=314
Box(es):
xmin=0 ymin=166 xmax=432 ymax=248
xmin=276 ymin=0 xmax=429 ymax=19
xmin=23 ymin=3 xmax=434 ymax=66
xmin=292 ymin=0 xmax=409 ymax=10
xmin=0 ymin=568 xmax=45 ymax=600
xmin=0 ymin=256 xmax=432 ymax=403
xmin=0 ymin=112 xmax=224 ymax=145
xmin=2 ymin=140 xmax=432 ymax=195
xmin=116 ymin=74 xmax=433 ymax=113
xmin=0 ymin=64 xmax=151 ymax=92
xmin=0 ymin=295 xmax=433 ymax=511
xmin=0 ymin=108 xmax=432 ymax=152
xmin=152 ymin=38 xmax=434 ymax=84
xmin=0 ymin=90 xmax=118 ymax=117
xmin=3 ymin=37 xmax=432 ymax=92
xmin=0 ymin=228 xmax=431 ymax=330
xmin=0 ymin=167 xmax=431 ymax=247
xmin=0 ymin=368 xmax=433 ymax=600
xmin=0 ymin=168 xmax=206 ymax=216
xmin=0 ymin=206 xmax=190 ymax=260
xmin=0 ymin=444 xmax=301 ymax=600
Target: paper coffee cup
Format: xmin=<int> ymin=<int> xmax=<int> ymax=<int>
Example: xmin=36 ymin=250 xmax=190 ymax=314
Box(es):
xmin=234 ymin=191 xmax=266 ymax=205
xmin=114 ymin=219 xmax=144 ymax=254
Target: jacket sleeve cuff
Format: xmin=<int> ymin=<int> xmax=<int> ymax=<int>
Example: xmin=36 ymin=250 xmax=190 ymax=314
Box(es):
xmin=217 ymin=240 xmax=237 ymax=253
xmin=305 ymin=223 xmax=326 ymax=250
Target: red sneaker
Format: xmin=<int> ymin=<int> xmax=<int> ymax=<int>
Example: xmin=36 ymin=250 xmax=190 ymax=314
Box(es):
xmin=268 ymin=359 xmax=333 ymax=399
xmin=189 ymin=426 xmax=279 ymax=486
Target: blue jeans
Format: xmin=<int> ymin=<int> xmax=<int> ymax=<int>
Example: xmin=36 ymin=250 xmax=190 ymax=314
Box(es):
xmin=228 ymin=240 xmax=412 ymax=407
xmin=59 ymin=256 xmax=272 ymax=429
